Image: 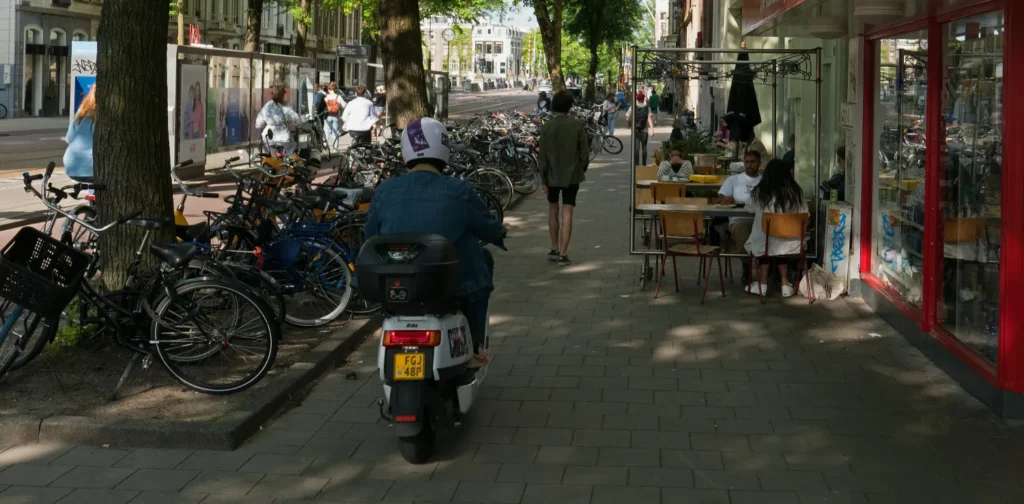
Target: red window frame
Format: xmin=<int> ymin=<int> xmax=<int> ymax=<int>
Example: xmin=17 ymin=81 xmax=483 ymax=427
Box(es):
xmin=859 ymin=0 xmax=1022 ymax=391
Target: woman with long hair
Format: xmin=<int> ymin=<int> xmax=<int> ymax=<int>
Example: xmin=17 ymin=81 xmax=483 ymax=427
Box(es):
xmin=255 ymin=83 xmax=301 ymax=155
xmin=743 ymin=158 xmax=809 ymax=297
xmin=64 ymin=84 xmax=97 ymax=182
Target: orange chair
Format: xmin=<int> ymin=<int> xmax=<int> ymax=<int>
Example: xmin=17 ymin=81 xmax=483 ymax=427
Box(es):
xmin=750 ymin=212 xmax=811 ymax=304
xmin=656 ymin=211 xmax=725 ymax=304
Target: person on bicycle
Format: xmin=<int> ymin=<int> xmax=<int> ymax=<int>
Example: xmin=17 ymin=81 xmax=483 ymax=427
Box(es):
xmin=255 ymin=84 xmax=301 ymax=155
xmin=363 ymin=117 xmax=505 ymax=368
xmin=64 ymin=84 xmax=96 ymax=183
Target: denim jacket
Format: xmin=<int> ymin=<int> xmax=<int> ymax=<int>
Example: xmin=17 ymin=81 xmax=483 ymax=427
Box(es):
xmin=363 ymin=168 xmax=505 ymax=296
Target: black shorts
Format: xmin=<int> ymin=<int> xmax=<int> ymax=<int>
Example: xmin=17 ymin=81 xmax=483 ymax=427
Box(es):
xmin=546 ymin=184 xmax=580 ymax=206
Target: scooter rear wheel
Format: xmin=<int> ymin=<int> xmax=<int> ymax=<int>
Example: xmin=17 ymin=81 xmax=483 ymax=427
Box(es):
xmin=397 ymin=422 xmax=435 ymax=464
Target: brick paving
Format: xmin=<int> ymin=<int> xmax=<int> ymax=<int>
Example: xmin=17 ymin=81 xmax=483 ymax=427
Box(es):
xmin=3 ymin=124 xmax=1024 ymax=503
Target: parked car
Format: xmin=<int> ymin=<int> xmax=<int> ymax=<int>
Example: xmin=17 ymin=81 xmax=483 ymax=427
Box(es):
xmin=537 ymin=80 xmax=553 ymax=94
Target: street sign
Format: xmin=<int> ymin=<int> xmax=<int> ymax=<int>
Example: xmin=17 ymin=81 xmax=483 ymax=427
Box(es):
xmin=336 ymin=44 xmax=370 ymax=60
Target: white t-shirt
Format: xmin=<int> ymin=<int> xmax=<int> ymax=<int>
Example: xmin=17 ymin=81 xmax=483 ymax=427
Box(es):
xmin=743 ymin=196 xmax=810 ymax=257
xmin=341 ymin=96 xmax=379 ymax=132
xmin=718 ymin=172 xmax=761 ymax=224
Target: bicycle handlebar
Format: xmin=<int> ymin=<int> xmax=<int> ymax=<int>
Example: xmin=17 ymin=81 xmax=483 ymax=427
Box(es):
xmin=24 ymin=163 xmax=140 ymax=234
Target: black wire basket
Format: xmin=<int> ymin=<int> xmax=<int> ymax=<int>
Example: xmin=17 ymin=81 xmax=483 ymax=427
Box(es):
xmin=0 ymin=227 xmax=91 ymax=318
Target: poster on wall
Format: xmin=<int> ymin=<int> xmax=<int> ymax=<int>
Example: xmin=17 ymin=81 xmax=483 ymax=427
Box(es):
xmin=178 ymin=63 xmax=208 ymax=164
xmin=299 ymin=67 xmax=315 ymax=118
xmin=226 ymin=89 xmax=243 ymax=145
xmin=69 ymin=41 xmax=98 ymax=124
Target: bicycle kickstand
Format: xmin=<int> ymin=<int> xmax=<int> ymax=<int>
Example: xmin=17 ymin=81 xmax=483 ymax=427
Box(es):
xmin=110 ymin=353 xmax=152 ymax=401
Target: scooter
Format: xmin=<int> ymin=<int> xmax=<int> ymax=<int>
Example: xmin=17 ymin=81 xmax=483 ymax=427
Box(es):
xmin=355 ymin=232 xmax=497 ymax=463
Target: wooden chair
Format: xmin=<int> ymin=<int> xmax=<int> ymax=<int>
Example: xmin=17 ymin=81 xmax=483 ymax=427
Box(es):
xmin=750 ymin=212 xmax=811 ymax=304
xmin=634 ymin=165 xmax=660 ymax=247
xmin=656 ymin=211 xmax=725 ymax=303
xmin=650 ymin=182 xmax=684 ymax=203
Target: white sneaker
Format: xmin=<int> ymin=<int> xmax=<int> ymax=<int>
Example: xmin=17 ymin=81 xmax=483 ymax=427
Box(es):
xmin=744 ymin=282 xmax=767 ymax=295
xmin=781 ymin=284 xmax=795 ymax=298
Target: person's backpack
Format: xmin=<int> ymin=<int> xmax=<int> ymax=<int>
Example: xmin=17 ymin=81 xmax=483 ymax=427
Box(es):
xmin=326 ymin=95 xmax=340 ymax=115
xmin=633 ymin=106 xmax=649 ymax=132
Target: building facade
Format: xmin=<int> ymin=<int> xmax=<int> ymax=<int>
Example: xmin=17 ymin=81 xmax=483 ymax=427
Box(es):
xmin=0 ymin=0 xmax=361 ymax=118
xmin=677 ymin=0 xmax=1021 ymax=417
xmin=471 ymin=20 xmax=523 ymax=82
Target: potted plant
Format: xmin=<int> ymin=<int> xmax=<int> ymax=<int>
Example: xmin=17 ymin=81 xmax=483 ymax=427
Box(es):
xmin=43 ymin=80 xmax=59 ymax=117
xmin=660 ymin=128 xmax=715 ymax=166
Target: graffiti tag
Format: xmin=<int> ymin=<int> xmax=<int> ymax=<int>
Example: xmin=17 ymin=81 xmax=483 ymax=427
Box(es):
xmin=71 ymin=58 xmax=96 ymax=76
xmin=881 ymin=215 xmax=896 ymax=264
xmin=830 ymin=212 xmax=847 ymax=274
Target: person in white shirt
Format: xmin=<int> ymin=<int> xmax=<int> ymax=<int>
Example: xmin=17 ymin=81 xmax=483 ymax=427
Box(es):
xmin=600 ymin=93 xmax=618 ymax=136
xmin=341 ymin=85 xmax=378 ymax=144
xmin=716 ymin=150 xmax=762 ymax=258
xmin=743 ymin=159 xmax=809 ymax=297
xmin=255 ymin=84 xmax=301 ymax=155
xmin=657 ymin=148 xmax=693 ymax=181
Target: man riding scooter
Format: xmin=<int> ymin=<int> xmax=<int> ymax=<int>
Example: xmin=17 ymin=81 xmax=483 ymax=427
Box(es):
xmin=363 ymin=117 xmax=505 ymax=367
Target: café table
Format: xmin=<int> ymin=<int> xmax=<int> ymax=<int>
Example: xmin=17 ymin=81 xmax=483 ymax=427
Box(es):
xmin=635 ymin=179 xmax=723 ymax=190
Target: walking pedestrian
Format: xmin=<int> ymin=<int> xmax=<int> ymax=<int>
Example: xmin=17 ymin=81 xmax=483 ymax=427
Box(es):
xmin=342 ymin=85 xmax=378 ymax=144
xmin=626 ymin=92 xmax=654 ymax=166
xmin=648 ymin=88 xmax=660 ymax=123
xmin=539 ymin=91 xmax=589 ymax=265
xmin=324 ymin=82 xmax=343 ymax=150
xmin=537 ymin=91 xmax=551 ymax=113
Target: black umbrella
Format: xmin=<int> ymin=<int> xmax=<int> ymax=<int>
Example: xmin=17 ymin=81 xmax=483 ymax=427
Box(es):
xmin=724 ymin=52 xmax=761 ymax=143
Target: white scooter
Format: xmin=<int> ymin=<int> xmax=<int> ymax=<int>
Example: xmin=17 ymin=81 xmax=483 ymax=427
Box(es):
xmin=355 ymin=233 xmax=496 ymax=463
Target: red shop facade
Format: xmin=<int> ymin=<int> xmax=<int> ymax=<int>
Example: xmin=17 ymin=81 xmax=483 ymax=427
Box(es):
xmin=858 ymin=0 xmax=1024 ymax=416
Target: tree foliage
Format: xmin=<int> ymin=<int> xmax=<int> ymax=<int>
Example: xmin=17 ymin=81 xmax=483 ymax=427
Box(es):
xmin=564 ymin=0 xmax=641 ymax=102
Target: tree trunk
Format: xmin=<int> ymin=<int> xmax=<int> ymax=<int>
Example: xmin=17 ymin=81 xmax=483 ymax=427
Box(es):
xmin=94 ymin=0 xmax=175 ymax=288
xmin=295 ymin=0 xmax=311 ymax=57
xmin=379 ymin=0 xmax=428 ymax=128
xmin=585 ymin=41 xmax=598 ymax=104
xmin=245 ymin=0 xmax=264 ymax=52
xmin=532 ymin=0 xmax=565 ymax=92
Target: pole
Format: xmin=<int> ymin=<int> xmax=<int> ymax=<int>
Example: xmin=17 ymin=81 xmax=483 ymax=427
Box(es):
xmin=177 ymin=1 xmax=184 ymax=45
xmin=771 ymin=59 xmax=777 ymax=157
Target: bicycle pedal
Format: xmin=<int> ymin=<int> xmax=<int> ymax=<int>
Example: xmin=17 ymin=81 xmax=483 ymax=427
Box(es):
xmin=142 ymin=353 xmax=153 ymax=370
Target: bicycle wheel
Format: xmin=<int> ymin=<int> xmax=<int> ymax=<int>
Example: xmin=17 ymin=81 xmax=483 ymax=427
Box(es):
xmin=8 ymin=307 xmax=57 ymax=372
xmin=282 ymin=242 xmax=353 ymax=327
xmin=603 ymin=135 xmax=624 ymax=154
xmin=0 ymin=104 xmax=7 ymax=120
xmin=476 ymin=189 xmax=504 ymax=223
xmin=152 ymin=277 xmax=279 ymax=394
xmin=0 ymin=302 xmax=49 ymax=377
xmin=467 ymin=168 xmax=513 ymax=210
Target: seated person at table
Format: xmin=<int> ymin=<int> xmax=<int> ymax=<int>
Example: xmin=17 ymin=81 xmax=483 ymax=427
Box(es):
xmin=717 ymin=128 xmax=769 ymax=171
xmin=714 ymin=150 xmax=762 ymax=259
xmin=743 ymin=159 xmax=809 ymax=298
xmin=657 ymin=148 xmax=693 ymax=182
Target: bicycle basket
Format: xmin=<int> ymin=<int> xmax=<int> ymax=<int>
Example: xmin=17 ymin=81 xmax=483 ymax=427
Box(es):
xmin=0 ymin=227 xmax=91 ymax=318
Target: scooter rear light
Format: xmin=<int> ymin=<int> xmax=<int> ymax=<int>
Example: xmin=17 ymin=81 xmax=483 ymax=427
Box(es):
xmin=384 ymin=330 xmax=441 ymax=347
xmin=395 ymin=415 xmax=417 ymax=422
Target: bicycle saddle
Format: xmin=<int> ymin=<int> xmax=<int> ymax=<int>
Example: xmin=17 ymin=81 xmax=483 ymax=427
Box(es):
xmin=126 ymin=216 xmax=172 ymax=230
xmin=254 ymin=198 xmax=292 ymax=215
xmin=150 ymin=243 xmax=196 ymax=268
xmin=176 ymin=222 xmax=214 ymax=243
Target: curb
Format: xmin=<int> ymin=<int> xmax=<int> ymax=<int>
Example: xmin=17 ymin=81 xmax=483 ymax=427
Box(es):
xmin=7 ymin=315 xmax=381 ymax=450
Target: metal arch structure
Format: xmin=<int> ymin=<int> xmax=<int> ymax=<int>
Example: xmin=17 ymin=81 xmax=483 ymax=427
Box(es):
xmin=628 ymin=46 xmax=823 ymax=278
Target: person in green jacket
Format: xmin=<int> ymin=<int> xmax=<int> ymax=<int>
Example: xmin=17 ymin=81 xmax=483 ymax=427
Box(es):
xmin=539 ymin=91 xmax=589 ymax=265
xmin=648 ymin=89 xmax=661 ymax=123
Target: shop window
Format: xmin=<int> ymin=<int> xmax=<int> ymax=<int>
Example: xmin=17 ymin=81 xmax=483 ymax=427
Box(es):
xmin=938 ymin=12 xmax=1005 ymax=363
xmin=872 ymin=30 xmax=928 ymax=307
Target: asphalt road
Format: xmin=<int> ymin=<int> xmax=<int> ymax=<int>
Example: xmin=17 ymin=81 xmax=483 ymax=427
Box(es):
xmin=0 ymin=89 xmax=539 ymax=174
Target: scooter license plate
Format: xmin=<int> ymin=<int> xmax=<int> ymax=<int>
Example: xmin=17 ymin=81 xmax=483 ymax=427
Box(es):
xmin=394 ymin=353 xmax=426 ymax=380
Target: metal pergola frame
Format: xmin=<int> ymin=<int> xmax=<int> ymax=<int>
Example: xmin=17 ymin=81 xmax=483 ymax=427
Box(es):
xmin=628 ymin=46 xmax=823 ymax=282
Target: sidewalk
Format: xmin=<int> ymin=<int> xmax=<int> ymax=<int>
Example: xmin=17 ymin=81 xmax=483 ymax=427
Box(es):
xmin=1 ymin=118 xmax=1023 ymax=503
xmin=0 ymin=117 xmax=69 ymax=136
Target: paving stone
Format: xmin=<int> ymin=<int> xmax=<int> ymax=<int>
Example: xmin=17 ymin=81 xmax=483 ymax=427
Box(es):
xmin=50 ymin=467 xmax=136 ymax=489
xmin=51 ymin=447 xmax=131 ymax=468
xmin=598 ymin=448 xmax=660 ymax=467
xmin=716 ymin=419 xmax=775 ymax=435
xmin=562 ymin=465 xmax=627 ymax=486
xmin=123 ymin=491 xmax=206 ymax=503
xmin=237 ymin=454 xmax=315 ymax=475
xmin=176 ymin=451 xmax=254 ymax=472
xmin=692 ymin=469 xmax=760 ymax=490
xmin=383 ymin=480 xmax=458 ymax=501
xmin=489 ymin=412 xmax=551 ymax=428
xmin=0 ymin=464 xmax=74 ymax=486
xmin=199 ymin=494 xmax=275 ymax=503
xmin=0 ymin=485 xmax=71 ymax=503
xmin=661 ymin=450 xmax=724 ymax=470
xmin=631 ymin=430 xmax=691 ymax=450
xmin=690 ymin=434 xmax=751 ymax=452
xmin=0 ymin=444 xmax=73 ymax=466
xmin=722 ymin=453 xmax=788 ymax=471
xmin=520 ymin=483 xmax=591 ymax=504
xmin=660 ymin=488 xmax=730 ymax=503
xmin=451 ymin=481 xmax=524 ymax=503
xmin=535 ymin=447 xmax=599 ymax=466
xmin=54 ymin=488 xmax=140 ymax=504
xmin=115 ymin=469 xmax=200 ymax=492
xmin=758 ymin=471 xmax=829 ymax=492
xmin=796 ymin=491 xmax=870 ymax=503
xmin=432 ymin=461 xmax=501 ymax=482
xmin=247 ymin=474 xmax=328 ymax=500
xmin=496 ymin=463 xmax=564 ymax=483
xmin=181 ymin=471 xmax=265 ymax=495
xmin=473 ymin=445 xmax=538 ymax=464
xmin=113 ymin=449 xmax=194 ymax=470
xmin=511 ymin=427 xmax=574 ymax=446
xmin=627 ymin=467 xmax=695 ymax=488
xmin=570 ymin=429 xmax=631 ymax=448
xmin=591 ymin=485 xmax=661 ymax=504
xmin=366 ymin=461 xmax=437 ymax=481
xmin=316 ymin=478 xmax=393 ymax=501
xmin=729 ymin=490 xmax=801 ymax=504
